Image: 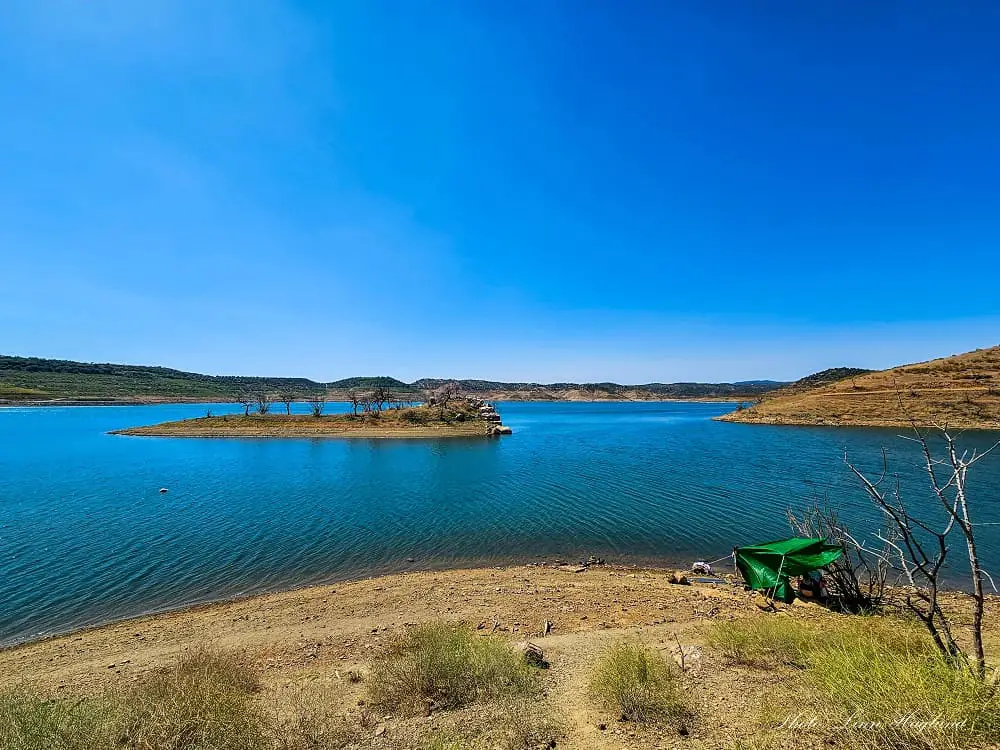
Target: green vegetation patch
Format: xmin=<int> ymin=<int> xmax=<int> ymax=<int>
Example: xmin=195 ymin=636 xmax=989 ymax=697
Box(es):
xmin=709 ymin=616 xmax=1000 ymax=750
xmin=367 ymin=622 xmax=540 ymax=715
xmin=0 ymin=650 xmax=270 ymax=750
xmin=589 ymin=639 xmax=686 ymax=724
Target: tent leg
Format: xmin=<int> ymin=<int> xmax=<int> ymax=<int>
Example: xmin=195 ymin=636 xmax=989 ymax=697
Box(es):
xmin=769 ymin=554 xmax=787 ymax=606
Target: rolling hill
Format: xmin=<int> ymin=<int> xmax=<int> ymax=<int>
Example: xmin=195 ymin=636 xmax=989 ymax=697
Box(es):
xmin=718 ymin=346 xmax=1000 ymax=429
xmin=0 ymin=355 xmax=783 ymax=404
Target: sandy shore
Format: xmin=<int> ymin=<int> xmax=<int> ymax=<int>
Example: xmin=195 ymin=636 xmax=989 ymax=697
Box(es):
xmin=0 ymin=565 xmax=762 ymax=698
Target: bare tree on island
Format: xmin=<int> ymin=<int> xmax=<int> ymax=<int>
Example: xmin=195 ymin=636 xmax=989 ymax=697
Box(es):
xmin=371 ymin=385 xmax=391 ymax=413
xmin=346 ymin=388 xmax=361 ymax=416
xmin=307 ymin=395 xmax=325 ymax=417
xmin=278 ymin=391 xmax=294 ymax=415
xmin=429 ymin=382 xmax=460 ymax=407
xmin=846 ymin=427 xmax=999 ymax=679
xmin=255 ymin=390 xmax=272 ymax=415
xmin=237 ymin=391 xmax=254 ymax=416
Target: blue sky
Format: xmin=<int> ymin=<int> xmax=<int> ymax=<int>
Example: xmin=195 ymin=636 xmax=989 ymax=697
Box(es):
xmin=2 ymin=1 xmax=998 ymax=383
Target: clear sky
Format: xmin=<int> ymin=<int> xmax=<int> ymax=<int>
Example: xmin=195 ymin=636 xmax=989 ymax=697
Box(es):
xmin=2 ymin=1 xmax=998 ymax=383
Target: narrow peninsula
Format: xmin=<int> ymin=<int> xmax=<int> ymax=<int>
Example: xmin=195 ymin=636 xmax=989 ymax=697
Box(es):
xmin=113 ymin=399 xmax=512 ymax=439
xmin=718 ymin=345 xmax=1000 ymax=429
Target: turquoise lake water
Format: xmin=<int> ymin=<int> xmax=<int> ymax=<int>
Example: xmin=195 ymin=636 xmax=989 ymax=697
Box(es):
xmin=1 ymin=401 xmax=998 ymax=646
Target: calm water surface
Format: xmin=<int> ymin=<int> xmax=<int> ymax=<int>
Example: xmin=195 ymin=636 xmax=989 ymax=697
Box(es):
xmin=2 ymin=401 xmax=998 ymax=645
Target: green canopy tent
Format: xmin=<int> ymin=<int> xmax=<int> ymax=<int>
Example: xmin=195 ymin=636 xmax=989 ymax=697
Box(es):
xmin=734 ymin=537 xmax=844 ymax=603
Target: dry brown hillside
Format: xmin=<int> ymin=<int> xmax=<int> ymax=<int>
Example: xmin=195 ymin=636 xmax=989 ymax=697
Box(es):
xmin=718 ymin=345 xmax=1000 ymax=428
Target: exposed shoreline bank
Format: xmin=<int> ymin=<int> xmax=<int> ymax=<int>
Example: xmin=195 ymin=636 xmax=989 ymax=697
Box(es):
xmin=3 ymin=563 xmax=995 ymax=750
xmin=714 ymin=412 xmax=1000 ymax=430
xmin=111 ymin=420 xmax=491 ymax=439
xmin=1 ymin=559 xmax=985 ymax=653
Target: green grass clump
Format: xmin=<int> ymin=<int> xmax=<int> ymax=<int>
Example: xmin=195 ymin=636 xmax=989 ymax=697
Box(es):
xmin=709 ymin=616 xmax=1000 ymax=750
xmin=0 ymin=688 xmax=110 ymax=750
xmin=367 ymin=622 xmax=539 ymax=715
xmin=589 ymin=639 xmax=684 ymax=723
xmin=0 ymin=650 xmax=269 ymax=750
xmin=808 ymin=630 xmax=1000 ymax=750
xmin=708 ymin=616 xmax=821 ymax=668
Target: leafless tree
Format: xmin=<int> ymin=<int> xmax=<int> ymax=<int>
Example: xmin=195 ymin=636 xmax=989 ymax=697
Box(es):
xmin=359 ymin=392 xmax=373 ymax=413
xmin=346 ymin=388 xmax=361 ymax=416
xmin=429 ymin=382 xmax=460 ymax=407
xmin=278 ymin=391 xmax=294 ymax=415
xmin=307 ymin=395 xmax=325 ymax=417
xmin=237 ymin=392 xmax=253 ymax=416
xmin=371 ymin=385 xmax=391 ymax=413
xmin=787 ymin=500 xmax=890 ymax=612
xmin=846 ymin=428 xmax=998 ymax=678
xmin=255 ymin=390 xmax=272 ymax=415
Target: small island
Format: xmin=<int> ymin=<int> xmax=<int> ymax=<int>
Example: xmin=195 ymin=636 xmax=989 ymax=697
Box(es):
xmin=112 ymin=394 xmax=513 ymax=439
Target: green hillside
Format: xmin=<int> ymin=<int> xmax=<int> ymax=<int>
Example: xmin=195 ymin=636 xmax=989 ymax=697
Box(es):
xmin=0 ymin=355 xmax=787 ymax=403
xmin=326 ymin=376 xmax=416 ymax=392
xmin=0 ymin=356 xmax=326 ymax=402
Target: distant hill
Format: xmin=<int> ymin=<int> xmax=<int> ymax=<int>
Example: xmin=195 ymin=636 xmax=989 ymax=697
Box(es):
xmin=0 ymin=356 xmax=327 ymax=402
xmin=769 ymin=367 xmax=874 ymax=398
xmin=718 ymin=347 xmax=1000 ymax=429
xmin=326 ymin=376 xmax=415 ymax=392
xmin=0 ymin=355 xmax=786 ymax=404
xmin=410 ymin=378 xmax=783 ymax=401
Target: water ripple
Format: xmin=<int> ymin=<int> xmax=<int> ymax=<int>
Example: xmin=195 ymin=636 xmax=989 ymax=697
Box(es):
xmin=2 ymin=401 xmax=999 ymax=645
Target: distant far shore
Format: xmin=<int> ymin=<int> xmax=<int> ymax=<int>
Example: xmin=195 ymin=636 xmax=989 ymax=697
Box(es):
xmin=3 ymin=395 xmax=748 ymax=407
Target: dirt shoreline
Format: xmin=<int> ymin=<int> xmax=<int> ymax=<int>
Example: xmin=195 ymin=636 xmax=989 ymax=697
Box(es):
xmin=716 ymin=411 xmax=1000 ymax=430
xmin=3 ymin=563 xmax=996 ymax=749
xmin=715 ymin=412 xmax=1000 ymax=429
xmin=111 ymin=424 xmax=491 ymax=439
xmin=0 ymin=564 xmax=783 ymax=699
xmin=109 ymin=410 xmax=502 ymax=439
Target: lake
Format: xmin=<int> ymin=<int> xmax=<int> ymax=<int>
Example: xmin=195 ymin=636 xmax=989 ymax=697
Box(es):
xmin=2 ymin=401 xmax=998 ymax=646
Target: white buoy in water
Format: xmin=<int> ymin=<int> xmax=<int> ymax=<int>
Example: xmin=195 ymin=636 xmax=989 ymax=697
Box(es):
xmin=159 ymin=488 xmax=168 ymax=494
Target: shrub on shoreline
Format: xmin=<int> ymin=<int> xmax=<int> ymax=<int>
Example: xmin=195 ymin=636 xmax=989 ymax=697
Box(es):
xmin=589 ymin=639 xmax=685 ymax=724
xmin=367 ymin=622 xmax=539 ymax=714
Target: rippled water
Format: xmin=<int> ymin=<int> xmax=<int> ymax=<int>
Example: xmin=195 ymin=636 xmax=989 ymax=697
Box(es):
xmin=2 ymin=401 xmax=999 ymax=645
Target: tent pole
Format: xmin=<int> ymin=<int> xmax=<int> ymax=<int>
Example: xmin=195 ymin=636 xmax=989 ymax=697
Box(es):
xmin=769 ymin=553 xmax=787 ymax=605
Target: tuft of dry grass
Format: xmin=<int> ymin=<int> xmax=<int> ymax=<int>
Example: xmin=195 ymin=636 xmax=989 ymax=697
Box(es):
xmin=366 ymin=622 xmax=539 ymax=715
xmin=116 ymin=649 xmax=269 ymax=750
xmin=0 ymin=649 xmax=269 ymax=750
xmin=416 ymin=697 xmax=563 ymax=750
xmin=589 ymin=639 xmax=685 ymax=724
xmin=269 ymin=684 xmax=363 ymax=750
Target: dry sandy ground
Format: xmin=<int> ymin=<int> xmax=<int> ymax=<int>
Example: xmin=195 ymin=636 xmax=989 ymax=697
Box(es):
xmin=2 ymin=565 xmax=996 ymax=749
